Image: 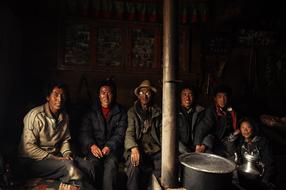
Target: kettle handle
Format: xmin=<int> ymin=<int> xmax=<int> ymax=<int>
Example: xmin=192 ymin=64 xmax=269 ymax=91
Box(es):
xmin=258 ymin=161 xmax=265 ymax=177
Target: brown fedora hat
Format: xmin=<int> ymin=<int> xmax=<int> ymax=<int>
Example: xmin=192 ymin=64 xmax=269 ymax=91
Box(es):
xmin=134 ymin=80 xmax=157 ymax=96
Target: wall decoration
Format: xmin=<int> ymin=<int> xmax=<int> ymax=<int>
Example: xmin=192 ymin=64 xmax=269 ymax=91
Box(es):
xmin=131 ymin=28 xmax=156 ymax=68
xmin=205 ymin=33 xmax=234 ymax=55
xmin=63 ymin=23 xmax=91 ymax=65
xmin=95 ymin=26 xmax=123 ymax=67
xmin=237 ymin=28 xmax=277 ymax=47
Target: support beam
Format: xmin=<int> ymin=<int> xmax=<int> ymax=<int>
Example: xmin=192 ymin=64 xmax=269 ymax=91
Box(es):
xmin=161 ymin=0 xmax=178 ymax=188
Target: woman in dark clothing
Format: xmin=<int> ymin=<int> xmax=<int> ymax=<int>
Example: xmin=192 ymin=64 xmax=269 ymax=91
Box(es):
xmin=234 ymin=118 xmax=276 ymax=190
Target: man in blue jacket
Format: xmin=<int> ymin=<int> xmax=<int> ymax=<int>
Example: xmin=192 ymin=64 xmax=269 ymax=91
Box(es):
xmin=79 ymin=79 xmax=127 ymax=190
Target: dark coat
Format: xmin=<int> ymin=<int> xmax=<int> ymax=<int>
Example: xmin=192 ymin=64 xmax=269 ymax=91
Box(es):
xmin=177 ymin=105 xmax=204 ymax=153
xmin=194 ymin=104 xmax=237 ymax=152
xmin=124 ymin=101 xmax=161 ymax=158
xmin=79 ymin=102 xmax=127 ymax=156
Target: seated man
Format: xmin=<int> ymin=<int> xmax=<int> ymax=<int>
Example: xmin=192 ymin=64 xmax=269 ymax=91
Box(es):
xmin=125 ymin=80 xmax=162 ymax=190
xmin=18 ymin=82 xmax=95 ymax=190
xmin=79 ymin=79 xmax=127 ymax=190
xmin=194 ymin=84 xmax=238 ymax=158
xmin=177 ymin=83 xmax=205 ymax=154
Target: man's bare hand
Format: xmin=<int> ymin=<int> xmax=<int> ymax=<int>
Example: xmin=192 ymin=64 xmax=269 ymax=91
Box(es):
xmin=131 ymin=147 xmax=140 ymax=167
xmin=102 ymin=146 xmax=110 ymax=156
xmin=91 ymin=144 xmax=103 ymax=158
xmin=195 ymin=144 xmax=206 ymax=153
xmin=64 ymin=154 xmax=73 ymax=160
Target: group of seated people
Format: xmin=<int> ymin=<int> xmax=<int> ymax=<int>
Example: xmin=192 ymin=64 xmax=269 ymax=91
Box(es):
xmin=178 ymin=83 xmax=277 ymax=190
xmin=11 ymin=78 xmax=279 ymax=190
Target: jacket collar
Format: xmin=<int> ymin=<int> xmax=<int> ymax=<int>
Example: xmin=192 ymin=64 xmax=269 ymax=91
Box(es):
xmin=93 ymin=101 xmax=121 ymax=116
xmin=134 ymin=100 xmax=161 ymax=119
xmin=179 ymin=105 xmax=204 ymax=115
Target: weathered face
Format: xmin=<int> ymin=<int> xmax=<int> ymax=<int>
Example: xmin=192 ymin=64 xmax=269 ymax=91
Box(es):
xmin=181 ymin=88 xmax=193 ymax=109
xmin=46 ymin=86 xmax=65 ymax=114
xmin=99 ymin=86 xmax=113 ymax=108
xmin=138 ymin=87 xmax=152 ymax=106
xmin=214 ymin=92 xmax=228 ymax=108
xmin=240 ymin=121 xmax=253 ymax=139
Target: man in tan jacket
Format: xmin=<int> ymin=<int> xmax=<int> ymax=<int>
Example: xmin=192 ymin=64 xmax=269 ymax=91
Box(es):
xmin=18 ymin=82 xmax=95 ymax=189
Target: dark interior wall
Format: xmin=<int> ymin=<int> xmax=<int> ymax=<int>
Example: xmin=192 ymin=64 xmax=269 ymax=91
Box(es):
xmin=0 ymin=3 xmax=23 ymax=155
xmin=199 ymin=0 xmax=286 ymax=116
xmin=0 ymin=1 xmax=59 ymax=156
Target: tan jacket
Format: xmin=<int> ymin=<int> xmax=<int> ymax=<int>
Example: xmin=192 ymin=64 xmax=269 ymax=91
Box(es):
xmin=18 ymin=103 xmax=72 ymax=160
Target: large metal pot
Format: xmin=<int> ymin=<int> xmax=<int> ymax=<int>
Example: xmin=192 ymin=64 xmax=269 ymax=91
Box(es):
xmin=179 ymin=152 xmax=236 ymax=190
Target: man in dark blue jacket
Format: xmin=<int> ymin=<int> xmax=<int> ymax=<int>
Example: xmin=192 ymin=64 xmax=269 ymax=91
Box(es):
xmin=79 ymin=79 xmax=127 ymax=190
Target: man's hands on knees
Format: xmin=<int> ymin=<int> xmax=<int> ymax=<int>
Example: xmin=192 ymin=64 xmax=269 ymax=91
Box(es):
xmin=90 ymin=144 xmax=111 ymax=158
xmin=91 ymin=144 xmax=103 ymax=158
xmin=131 ymin=147 xmax=140 ymax=167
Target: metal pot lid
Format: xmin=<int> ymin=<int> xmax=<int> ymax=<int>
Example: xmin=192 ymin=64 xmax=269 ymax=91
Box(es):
xmin=179 ymin=152 xmax=236 ymax=174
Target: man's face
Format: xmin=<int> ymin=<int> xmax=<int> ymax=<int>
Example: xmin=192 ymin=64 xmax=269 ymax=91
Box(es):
xmin=181 ymin=88 xmax=193 ymax=109
xmin=46 ymin=86 xmax=65 ymax=114
xmin=138 ymin=87 xmax=152 ymax=106
xmin=214 ymin=92 xmax=228 ymax=108
xmin=240 ymin=121 xmax=253 ymax=139
xmin=99 ymin=86 xmax=113 ymax=108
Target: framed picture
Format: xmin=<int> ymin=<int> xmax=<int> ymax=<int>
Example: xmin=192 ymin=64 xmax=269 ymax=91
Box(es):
xmin=128 ymin=24 xmax=161 ymax=71
xmin=93 ymin=24 xmax=125 ymax=68
xmin=58 ymin=21 xmax=92 ymax=70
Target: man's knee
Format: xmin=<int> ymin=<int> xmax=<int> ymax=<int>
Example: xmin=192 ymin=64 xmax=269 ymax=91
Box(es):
xmin=62 ymin=160 xmax=83 ymax=181
xmin=104 ymin=157 xmax=118 ymax=174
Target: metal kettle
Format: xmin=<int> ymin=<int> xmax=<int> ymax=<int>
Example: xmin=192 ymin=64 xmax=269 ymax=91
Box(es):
xmin=237 ymin=151 xmax=264 ymax=180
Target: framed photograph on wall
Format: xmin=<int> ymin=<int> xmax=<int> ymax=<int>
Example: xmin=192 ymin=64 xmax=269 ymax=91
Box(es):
xmin=128 ymin=24 xmax=161 ymax=72
xmin=93 ymin=24 xmax=125 ymax=69
xmin=58 ymin=21 xmax=92 ymax=70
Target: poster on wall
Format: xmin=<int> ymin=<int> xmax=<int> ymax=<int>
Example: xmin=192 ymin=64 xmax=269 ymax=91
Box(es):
xmin=95 ymin=26 xmax=123 ymax=67
xmin=63 ymin=23 xmax=91 ymax=65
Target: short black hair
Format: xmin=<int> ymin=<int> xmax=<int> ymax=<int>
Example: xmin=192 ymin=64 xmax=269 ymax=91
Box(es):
xmin=44 ymin=81 xmax=67 ymax=98
xmin=213 ymin=84 xmax=232 ymax=97
xmin=179 ymin=82 xmax=197 ymax=97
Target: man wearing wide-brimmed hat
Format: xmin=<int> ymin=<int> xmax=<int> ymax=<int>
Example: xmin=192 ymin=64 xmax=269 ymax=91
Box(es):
xmin=125 ymin=80 xmax=162 ymax=190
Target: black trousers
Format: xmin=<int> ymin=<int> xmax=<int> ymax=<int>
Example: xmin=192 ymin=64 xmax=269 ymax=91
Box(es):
xmin=126 ymin=152 xmax=161 ymax=190
xmin=87 ymin=152 xmax=119 ymax=190
xmin=19 ymin=157 xmax=96 ymax=189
